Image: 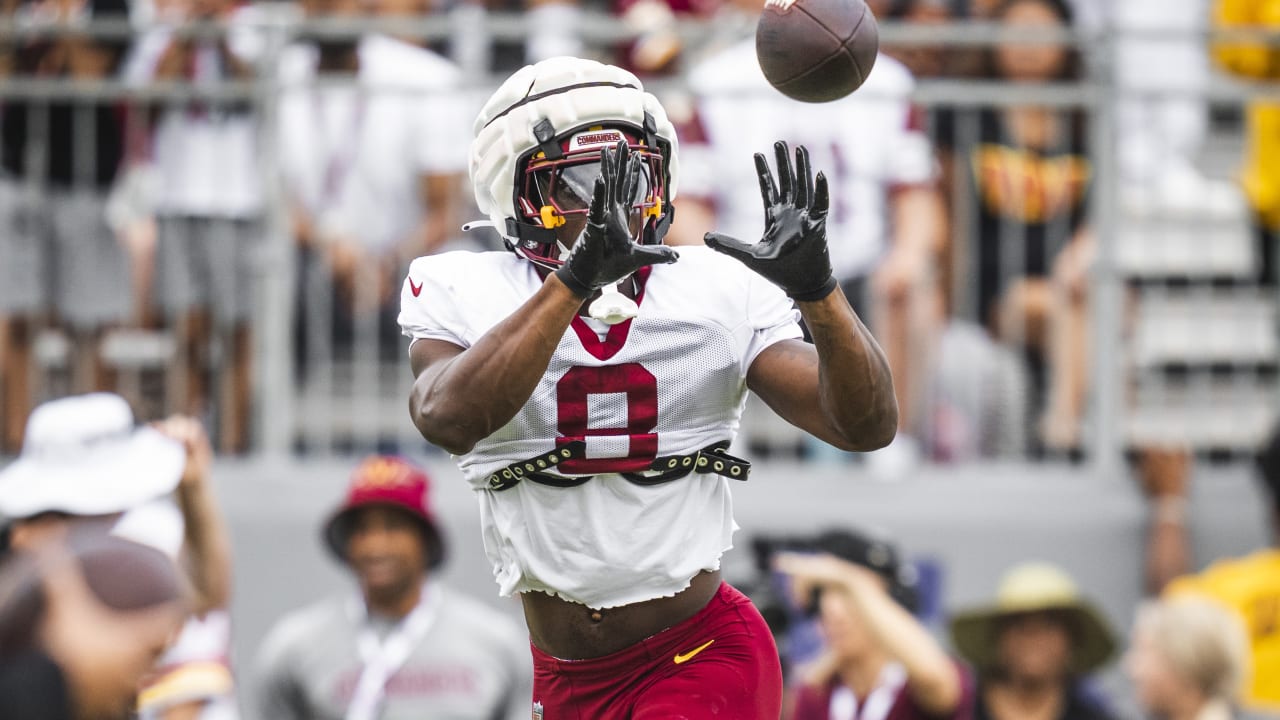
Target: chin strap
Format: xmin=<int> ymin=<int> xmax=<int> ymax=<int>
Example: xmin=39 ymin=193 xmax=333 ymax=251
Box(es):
xmin=480 ymin=199 xmax=675 ymax=263
xmin=505 ymin=217 xmax=558 ymax=248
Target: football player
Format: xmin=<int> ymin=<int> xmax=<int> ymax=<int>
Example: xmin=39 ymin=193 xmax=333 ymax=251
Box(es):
xmin=399 ymin=57 xmax=898 ymax=717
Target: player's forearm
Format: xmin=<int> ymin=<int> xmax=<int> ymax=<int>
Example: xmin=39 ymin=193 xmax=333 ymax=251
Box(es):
xmin=798 ymin=290 xmax=898 ymax=451
xmin=411 ymin=275 xmax=583 ymax=454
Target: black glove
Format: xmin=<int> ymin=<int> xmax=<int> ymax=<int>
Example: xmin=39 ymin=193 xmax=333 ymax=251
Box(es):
xmin=554 ymin=141 xmax=678 ymax=299
xmin=704 ymin=142 xmax=836 ymax=302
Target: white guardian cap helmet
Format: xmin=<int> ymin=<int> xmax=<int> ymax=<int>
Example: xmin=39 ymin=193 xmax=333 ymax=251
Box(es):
xmin=469 ymin=56 xmax=680 ymax=269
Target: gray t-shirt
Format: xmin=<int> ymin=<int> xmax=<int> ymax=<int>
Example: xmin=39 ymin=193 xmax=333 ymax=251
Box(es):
xmin=251 ymin=587 xmax=531 ymax=720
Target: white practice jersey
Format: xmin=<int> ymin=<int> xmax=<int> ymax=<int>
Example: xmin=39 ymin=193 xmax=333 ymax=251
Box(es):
xmin=399 ymin=248 xmax=802 ymax=608
xmin=684 ymin=43 xmax=935 ymax=280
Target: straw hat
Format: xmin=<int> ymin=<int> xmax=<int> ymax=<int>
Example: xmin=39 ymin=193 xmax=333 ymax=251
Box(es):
xmin=949 ymin=562 xmax=1117 ymax=674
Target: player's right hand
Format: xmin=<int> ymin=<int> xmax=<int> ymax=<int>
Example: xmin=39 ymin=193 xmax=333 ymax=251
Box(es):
xmin=554 ymin=141 xmax=678 ymax=299
xmin=704 ymin=142 xmax=837 ymax=302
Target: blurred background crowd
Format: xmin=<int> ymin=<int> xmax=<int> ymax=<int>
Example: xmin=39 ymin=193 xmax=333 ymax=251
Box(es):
xmin=0 ymin=0 xmax=1275 ymax=467
xmin=0 ymin=0 xmax=1279 ymax=717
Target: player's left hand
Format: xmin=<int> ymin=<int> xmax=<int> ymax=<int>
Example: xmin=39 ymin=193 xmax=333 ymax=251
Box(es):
xmin=554 ymin=141 xmax=679 ymax=298
xmin=704 ymin=142 xmax=836 ymax=302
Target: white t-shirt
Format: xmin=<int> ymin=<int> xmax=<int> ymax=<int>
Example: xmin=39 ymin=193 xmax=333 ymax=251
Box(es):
xmin=685 ymin=44 xmax=935 ymax=280
xmin=125 ymin=14 xmax=263 ymax=218
xmin=399 ymin=248 xmax=803 ymax=608
xmin=277 ymin=36 xmax=471 ymax=255
xmin=253 ymin=589 xmax=530 ymax=720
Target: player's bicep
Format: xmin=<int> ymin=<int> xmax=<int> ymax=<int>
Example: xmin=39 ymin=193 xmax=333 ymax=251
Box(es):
xmin=746 ymin=338 xmax=835 ymax=441
xmin=409 ymin=337 xmax=467 ymax=379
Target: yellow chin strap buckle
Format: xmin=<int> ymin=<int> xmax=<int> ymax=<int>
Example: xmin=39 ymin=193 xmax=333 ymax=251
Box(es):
xmin=540 ymin=205 xmax=565 ymax=229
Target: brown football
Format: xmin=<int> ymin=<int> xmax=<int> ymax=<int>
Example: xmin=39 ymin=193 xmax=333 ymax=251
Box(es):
xmin=755 ymin=0 xmax=879 ymax=103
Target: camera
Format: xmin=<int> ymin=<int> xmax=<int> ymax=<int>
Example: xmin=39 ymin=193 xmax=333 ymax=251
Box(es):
xmin=743 ymin=529 xmax=921 ymax=638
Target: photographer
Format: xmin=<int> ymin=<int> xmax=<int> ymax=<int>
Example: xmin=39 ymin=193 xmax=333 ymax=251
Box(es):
xmin=774 ymin=530 xmax=972 ymax=720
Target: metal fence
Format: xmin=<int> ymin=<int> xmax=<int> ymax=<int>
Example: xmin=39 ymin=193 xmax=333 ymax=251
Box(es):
xmin=0 ymin=10 xmax=1274 ymax=469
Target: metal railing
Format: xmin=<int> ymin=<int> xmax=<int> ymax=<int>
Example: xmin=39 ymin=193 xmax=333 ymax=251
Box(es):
xmin=0 ymin=14 xmax=1272 ymax=467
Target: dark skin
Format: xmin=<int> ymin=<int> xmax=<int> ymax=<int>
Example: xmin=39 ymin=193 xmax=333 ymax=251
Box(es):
xmin=408 ymin=141 xmax=897 ymax=659
xmin=345 ymin=506 xmax=430 ymax=619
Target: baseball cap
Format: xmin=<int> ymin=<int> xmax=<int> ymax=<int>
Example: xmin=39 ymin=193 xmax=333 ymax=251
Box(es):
xmin=0 ymin=394 xmax=185 ymax=520
xmin=323 ymin=456 xmax=446 ymax=569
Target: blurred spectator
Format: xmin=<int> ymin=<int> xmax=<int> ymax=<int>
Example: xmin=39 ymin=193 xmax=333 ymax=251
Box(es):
xmin=0 ymin=0 xmax=134 ymax=454
xmin=0 ymin=394 xmax=239 ymax=720
xmin=613 ymin=0 xmax=717 ymax=77
xmin=251 ymin=456 xmax=530 ymax=720
xmin=372 ymin=0 xmax=432 ymax=44
xmin=883 ymin=0 xmax=956 ymax=79
xmin=935 ymin=0 xmax=1091 ymax=453
xmin=137 ymin=609 xmax=238 ymax=720
xmin=945 ymin=0 xmax=1002 ymax=78
xmin=134 ymin=417 xmax=237 ymax=720
xmin=775 ymin=529 xmax=971 ymax=720
xmin=949 ymin=563 xmax=1119 ymax=720
xmin=524 ymin=0 xmax=583 ymax=63
xmin=682 ymin=2 xmax=947 ymax=470
xmin=0 ymin=533 xmax=188 ymax=720
xmin=124 ymin=0 xmax=261 ymax=453
xmin=1158 ymin=424 xmax=1280 ymax=713
xmin=445 ymin=0 xmax=583 ymax=79
xmin=1212 ymin=0 xmax=1280 ymax=289
xmin=928 ymin=321 xmax=1030 ymax=461
xmin=279 ymin=0 xmax=468 ymax=374
xmin=1138 ymin=445 xmax=1194 ymax=597
xmin=0 ymin=393 xmax=188 ymax=560
xmin=1125 ymin=596 xmax=1250 ymax=720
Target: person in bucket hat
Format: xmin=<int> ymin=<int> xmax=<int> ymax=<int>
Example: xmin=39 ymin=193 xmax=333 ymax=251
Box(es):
xmin=0 ymin=393 xmax=186 ymax=525
xmin=0 ymin=393 xmax=235 ymax=720
xmin=252 ymin=456 xmax=530 ymax=720
xmin=0 ymin=394 xmax=230 ymax=599
xmin=949 ymin=562 xmax=1118 ymax=720
xmin=322 ymin=455 xmax=447 ymax=572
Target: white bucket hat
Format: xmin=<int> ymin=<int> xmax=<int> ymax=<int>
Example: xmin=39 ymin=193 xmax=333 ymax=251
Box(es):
xmin=0 ymin=393 xmax=185 ymax=519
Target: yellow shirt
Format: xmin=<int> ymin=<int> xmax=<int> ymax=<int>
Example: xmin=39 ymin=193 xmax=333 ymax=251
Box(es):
xmin=1166 ymin=549 xmax=1280 ymax=711
xmin=1213 ymin=0 xmax=1280 ymax=227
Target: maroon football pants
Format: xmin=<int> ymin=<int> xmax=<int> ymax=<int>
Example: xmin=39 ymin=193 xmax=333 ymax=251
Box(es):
xmin=530 ymin=582 xmax=784 ymax=719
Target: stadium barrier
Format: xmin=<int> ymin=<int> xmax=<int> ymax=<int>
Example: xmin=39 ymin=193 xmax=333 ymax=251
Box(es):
xmin=0 ymin=13 xmax=1273 ymax=468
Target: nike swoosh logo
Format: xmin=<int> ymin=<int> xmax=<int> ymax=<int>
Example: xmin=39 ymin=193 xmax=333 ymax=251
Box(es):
xmin=409 ymin=278 xmax=423 ymax=297
xmin=673 ymin=639 xmax=714 ymax=664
